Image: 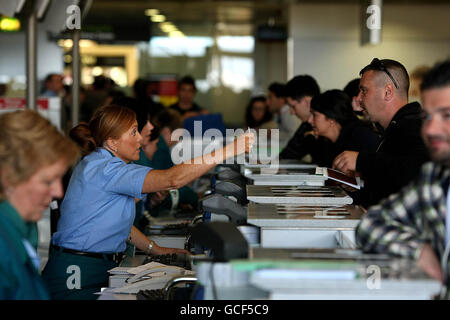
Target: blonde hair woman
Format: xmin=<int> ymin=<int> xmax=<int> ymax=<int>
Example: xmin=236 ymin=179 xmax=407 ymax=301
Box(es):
xmin=0 ymin=110 xmax=79 ymax=299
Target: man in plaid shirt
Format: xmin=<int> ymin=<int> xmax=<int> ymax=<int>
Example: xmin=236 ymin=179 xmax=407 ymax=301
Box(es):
xmin=356 ymin=60 xmax=450 ymax=284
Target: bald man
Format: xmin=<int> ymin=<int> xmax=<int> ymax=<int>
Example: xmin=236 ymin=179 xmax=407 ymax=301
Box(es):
xmin=333 ymin=58 xmax=429 ymax=208
xmin=356 ymin=60 xmax=450 ymax=286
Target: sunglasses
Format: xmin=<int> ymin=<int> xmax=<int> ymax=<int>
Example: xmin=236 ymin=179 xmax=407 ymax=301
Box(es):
xmin=361 ymin=58 xmax=399 ymax=89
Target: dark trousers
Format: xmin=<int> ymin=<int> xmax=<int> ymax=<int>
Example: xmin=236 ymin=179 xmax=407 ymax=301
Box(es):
xmin=41 ymin=247 xmax=117 ymax=300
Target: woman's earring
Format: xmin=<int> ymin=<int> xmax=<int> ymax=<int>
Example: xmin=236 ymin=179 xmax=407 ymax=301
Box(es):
xmin=114 ymin=147 xmax=118 ymax=153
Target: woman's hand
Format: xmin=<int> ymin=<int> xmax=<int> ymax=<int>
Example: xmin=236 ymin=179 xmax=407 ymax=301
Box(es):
xmin=151 ymin=243 xmax=192 ymax=255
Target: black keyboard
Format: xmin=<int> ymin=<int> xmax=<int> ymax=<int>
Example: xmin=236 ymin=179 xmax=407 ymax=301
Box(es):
xmin=143 ymin=253 xmax=192 ymax=270
xmin=172 ymin=208 xmax=200 ymax=219
xmin=136 ymin=286 xmax=194 ymax=300
xmin=147 ymin=223 xmax=190 ymax=236
xmin=136 ymin=289 xmax=165 ymax=300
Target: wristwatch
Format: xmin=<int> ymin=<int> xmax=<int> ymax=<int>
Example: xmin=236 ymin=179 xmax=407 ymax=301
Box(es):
xmin=146 ymin=240 xmax=155 ymax=254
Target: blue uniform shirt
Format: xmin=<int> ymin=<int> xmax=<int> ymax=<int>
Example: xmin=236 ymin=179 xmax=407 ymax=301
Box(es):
xmin=52 ymin=148 xmax=152 ymax=253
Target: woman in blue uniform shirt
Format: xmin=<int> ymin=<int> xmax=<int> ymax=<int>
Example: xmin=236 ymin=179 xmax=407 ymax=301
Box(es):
xmin=0 ymin=110 xmax=79 ymax=299
xmin=42 ymin=104 xmax=254 ymax=299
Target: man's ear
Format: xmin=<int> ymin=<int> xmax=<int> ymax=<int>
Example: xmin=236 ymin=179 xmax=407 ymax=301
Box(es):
xmin=304 ymin=96 xmax=313 ymax=109
xmin=384 ymin=83 xmax=395 ymax=101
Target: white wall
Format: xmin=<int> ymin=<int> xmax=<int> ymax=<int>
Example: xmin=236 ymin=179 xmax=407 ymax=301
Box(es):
xmin=0 ymin=27 xmax=63 ymax=81
xmin=288 ymin=3 xmax=450 ymax=91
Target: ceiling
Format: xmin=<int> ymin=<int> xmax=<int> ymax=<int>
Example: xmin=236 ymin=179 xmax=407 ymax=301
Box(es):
xmin=82 ymin=0 xmax=450 ymax=41
xmin=83 ymin=0 xmax=288 ymax=39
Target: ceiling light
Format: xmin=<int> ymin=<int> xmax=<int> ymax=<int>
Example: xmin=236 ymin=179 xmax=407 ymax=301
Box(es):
xmin=144 ymin=9 xmax=159 ymax=16
xmin=151 ymin=15 xmax=166 ymax=22
xmin=160 ymin=22 xmax=177 ymax=33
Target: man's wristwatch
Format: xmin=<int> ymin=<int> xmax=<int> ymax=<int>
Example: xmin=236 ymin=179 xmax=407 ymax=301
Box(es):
xmin=146 ymin=240 xmax=155 ymax=254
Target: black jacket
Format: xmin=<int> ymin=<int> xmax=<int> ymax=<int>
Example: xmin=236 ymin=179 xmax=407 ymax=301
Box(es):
xmin=279 ymin=122 xmax=332 ymax=166
xmin=355 ymin=101 xmax=430 ymax=208
xmin=316 ymin=120 xmax=380 ymax=168
xmin=280 ymin=120 xmax=379 ymax=168
xmin=329 ymin=120 xmax=380 ymax=163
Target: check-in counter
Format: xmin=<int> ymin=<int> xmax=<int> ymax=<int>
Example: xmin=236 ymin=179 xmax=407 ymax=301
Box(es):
xmin=195 ymin=247 xmax=441 ymax=300
xmin=247 ymin=203 xmax=362 ymax=248
xmin=243 ymin=167 xmax=326 ymax=186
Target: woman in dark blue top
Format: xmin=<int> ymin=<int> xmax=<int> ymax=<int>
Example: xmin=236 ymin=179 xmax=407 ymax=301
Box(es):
xmin=308 ymin=89 xmax=380 ymax=168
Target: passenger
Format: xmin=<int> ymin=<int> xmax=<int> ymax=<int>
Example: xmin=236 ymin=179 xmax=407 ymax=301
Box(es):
xmin=244 ymin=95 xmax=277 ymax=131
xmin=104 ymin=88 xmax=125 ymax=106
xmin=42 ymin=104 xmax=254 ymax=299
xmin=169 ymin=75 xmax=208 ymax=121
xmin=308 ymin=90 xmax=380 ymax=168
xmin=151 ymin=108 xmax=184 ymax=169
xmin=133 ymin=78 xmax=164 ymax=118
xmin=81 ymin=75 xmax=115 ymax=123
xmin=355 ymin=60 xmax=450 ymax=287
xmin=141 ymin=126 xmax=161 ymax=165
xmin=278 ymin=75 xmax=330 ymax=165
xmin=41 ymin=73 xmax=64 ymax=97
xmin=266 ymin=82 xmax=301 ymax=148
xmin=343 ymin=78 xmax=365 ymax=119
xmin=333 ymin=58 xmax=430 ymax=208
xmin=0 ymin=110 xmax=79 ymax=299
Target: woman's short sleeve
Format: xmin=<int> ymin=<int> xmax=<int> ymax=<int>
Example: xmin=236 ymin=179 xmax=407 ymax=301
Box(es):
xmin=97 ymin=158 xmax=152 ymax=199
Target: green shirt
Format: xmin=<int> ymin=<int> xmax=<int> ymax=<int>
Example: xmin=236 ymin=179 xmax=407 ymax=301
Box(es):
xmin=0 ymin=201 xmax=49 ymax=299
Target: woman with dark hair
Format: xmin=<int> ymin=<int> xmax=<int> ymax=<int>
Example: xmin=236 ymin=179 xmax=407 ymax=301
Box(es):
xmin=42 ymin=104 xmax=254 ymax=300
xmin=308 ymin=90 xmax=380 ymax=168
xmin=343 ymin=78 xmax=362 ymax=115
xmin=245 ymin=96 xmax=277 ymax=130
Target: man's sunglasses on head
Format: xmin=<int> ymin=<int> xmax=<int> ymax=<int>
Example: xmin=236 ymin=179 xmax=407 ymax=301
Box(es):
xmin=361 ymin=58 xmax=400 ymax=89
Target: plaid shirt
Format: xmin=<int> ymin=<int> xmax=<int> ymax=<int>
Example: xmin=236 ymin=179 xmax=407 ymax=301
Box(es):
xmin=356 ymin=161 xmax=449 ymax=264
